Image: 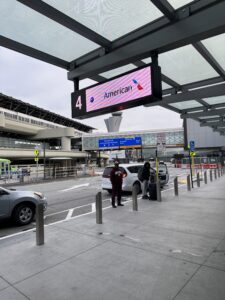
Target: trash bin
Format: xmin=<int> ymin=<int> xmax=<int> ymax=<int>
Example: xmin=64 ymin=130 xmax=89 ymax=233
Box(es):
xmin=149 ymin=183 xmax=157 ymax=200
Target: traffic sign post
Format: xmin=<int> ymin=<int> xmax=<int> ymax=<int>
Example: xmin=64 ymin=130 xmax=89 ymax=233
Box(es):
xmin=188 ymin=141 xmax=195 ymax=188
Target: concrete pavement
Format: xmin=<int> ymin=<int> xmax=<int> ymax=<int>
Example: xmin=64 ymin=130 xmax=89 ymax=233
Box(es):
xmin=0 ymin=175 xmax=225 ymax=299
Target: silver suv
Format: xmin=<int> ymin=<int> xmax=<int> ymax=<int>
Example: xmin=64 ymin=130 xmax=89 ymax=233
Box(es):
xmin=0 ymin=187 xmax=47 ymax=225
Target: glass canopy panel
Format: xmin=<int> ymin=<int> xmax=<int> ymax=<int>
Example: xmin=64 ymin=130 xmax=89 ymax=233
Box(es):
xmin=167 ymin=0 xmax=194 ymax=9
xmin=100 ymin=64 xmax=137 ymax=79
xmin=202 ymin=33 xmax=225 ymax=70
xmin=44 ymin=0 xmax=163 ymax=41
xmin=0 ymin=0 xmax=99 ymax=61
xmin=162 ymin=82 xmax=171 ymax=89
xmin=158 ymin=45 xmax=218 ymax=85
xmin=203 ymin=96 xmax=225 ymax=105
xmin=169 ymin=100 xmax=203 ymax=110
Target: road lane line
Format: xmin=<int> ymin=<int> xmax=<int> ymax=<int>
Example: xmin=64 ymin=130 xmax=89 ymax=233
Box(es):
xmin=91 ymin=203 xmax=96 ymax=212
xmin=66 ymin=208 xmax=74 ymax=220
xmin=0 ymin=186 xmax=187 ymax=241
xmin=60 ymin=183 xmax=90 ymax=192
xmin=45 ymin=197 xmax=112 ymax=218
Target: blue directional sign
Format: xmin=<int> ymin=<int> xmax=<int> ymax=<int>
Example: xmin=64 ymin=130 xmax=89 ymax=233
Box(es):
xmin=99 ymin=138 xmax=119 ymax=148
xmin=189 ymin=140 xmax=195 ymax=151
xmin=99 ymin=137 xmax=142 ymax=149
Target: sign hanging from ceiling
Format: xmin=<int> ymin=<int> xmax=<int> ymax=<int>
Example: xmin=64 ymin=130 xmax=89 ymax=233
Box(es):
xmin=71 ymin=64 xmax=162 ymax=119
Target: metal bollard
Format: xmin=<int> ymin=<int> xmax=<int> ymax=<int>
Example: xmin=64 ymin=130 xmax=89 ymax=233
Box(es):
xmin=96 ymin=192 xmax=102 ymax=224
xmin=218 ymin=168 xmax=221 ymax=178
xmin=174 ymin=177 xmax=178 ymax=196
xmin=210 ymin=169 xmax=213 ymax=182
xmin=36 ymin=203 xmax=44 ymax=246
xmin=197 ymin=172 xmax=200 ymax=187
xmin=187 ymin=174 xmax=191 ymax=191
xmin=214 ymin=169 xmax=217 ymax=180
xmin=204 ymin=171 xmax=207 ymax=184
xmin=156 ymin=179 xmax=162 ymax=202
xmin=132 ymin=184 xmax=138 ymax=211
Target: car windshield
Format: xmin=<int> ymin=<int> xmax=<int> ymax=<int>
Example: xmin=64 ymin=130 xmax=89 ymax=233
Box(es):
xmin=127 ymin=165 xmax=143 ymax=173
xmin=158 ymin=165 xmax=167 ymax=172
xmin=103 ymin=167 xmax=125 ymax=177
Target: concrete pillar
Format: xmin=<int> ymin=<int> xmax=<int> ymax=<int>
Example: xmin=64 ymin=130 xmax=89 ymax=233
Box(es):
xmin=61 ymin=137 xmax=71 ymax=151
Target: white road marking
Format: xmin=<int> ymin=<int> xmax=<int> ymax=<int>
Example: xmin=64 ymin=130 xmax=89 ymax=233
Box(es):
xmin=59 ymin=183 xmax=90 ymax=192
xmin=91 ymin=203 xmax=96 ymax=212
xmin=0 ymin=185 xmax=188 ymax=242
xmin=66 ymin=209 xmax=74 ymax=220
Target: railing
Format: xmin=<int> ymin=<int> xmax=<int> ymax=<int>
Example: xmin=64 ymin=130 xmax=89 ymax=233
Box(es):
xmin=0 ymin=166 xmax=97 ymax=185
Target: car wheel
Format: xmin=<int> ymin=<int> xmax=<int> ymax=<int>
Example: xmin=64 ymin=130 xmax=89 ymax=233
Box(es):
xmin=13 ymin=204 xmax=35 ymax=226
xmin=107 ymin=189 xmax=112 ymax=194
xmin=133 ymin=182 xmax=141 ymax=194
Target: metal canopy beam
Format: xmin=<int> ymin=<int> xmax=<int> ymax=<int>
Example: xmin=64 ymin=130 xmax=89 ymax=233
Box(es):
xmin=158 ymin=83 xmax=225 ymax=105
xmin=163 ymin=76 xmax=224 ymax=95
xmin=17 ymin=0 xmax=111 ymax=49
xmin=200 ymin=120 xmax=225 ymax=127
xmin=181 ymin=108 xmax=225 ymax=119
xmin=193 ymin=42 xmax=225 ymax=79
xmin=0 ymin=35 xmax=69 ymax=69
xmin=68 ymin=1 xmax=225 ymax=80
xmin=150 ymin=0 xmax=175 ymax=21
xmin=183 ymin=102 xmax=225 ymax=114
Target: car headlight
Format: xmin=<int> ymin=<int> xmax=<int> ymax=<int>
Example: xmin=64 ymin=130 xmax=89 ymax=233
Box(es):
xmin=34 ymin=192 xmax=44 ymax=199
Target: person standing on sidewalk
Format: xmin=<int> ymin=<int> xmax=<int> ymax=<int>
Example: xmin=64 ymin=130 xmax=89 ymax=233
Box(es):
xmin=141 ymin=162 xmax=151 ymax=199
xmin=110 ymin=161 xmax=124 ymax=208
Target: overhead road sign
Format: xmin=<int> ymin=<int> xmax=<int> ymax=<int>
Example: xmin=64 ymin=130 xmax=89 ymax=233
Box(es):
xmin=99 ymin=137 xmax=142 ymax=149
xmin=34 ymin=150 xmax=39 ymax=157
xmin=72 ymin=64 xmax=162 ymax=119
xmin=190 ymin=151 xmax=196 ymax=157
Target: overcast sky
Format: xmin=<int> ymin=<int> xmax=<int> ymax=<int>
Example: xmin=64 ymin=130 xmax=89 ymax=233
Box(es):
xmin=0 ymin=47 xmax=182 ymax=132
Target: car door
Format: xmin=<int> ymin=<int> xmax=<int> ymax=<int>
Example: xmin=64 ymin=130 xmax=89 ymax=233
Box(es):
xmin=0 ymin=188 xmax=10 ymax=217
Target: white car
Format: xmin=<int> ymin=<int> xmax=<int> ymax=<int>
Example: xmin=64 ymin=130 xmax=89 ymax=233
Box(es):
xmin=102 ymin=163 xmax=169 ymax=193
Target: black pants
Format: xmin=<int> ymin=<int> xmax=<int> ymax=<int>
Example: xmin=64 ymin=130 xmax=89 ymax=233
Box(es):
xmin=112 ymin=184 xmax=122 ymax=206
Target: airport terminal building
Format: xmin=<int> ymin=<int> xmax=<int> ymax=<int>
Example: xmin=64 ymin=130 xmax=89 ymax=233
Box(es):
xmin=1 ymin=93 xmax=225 ymax=173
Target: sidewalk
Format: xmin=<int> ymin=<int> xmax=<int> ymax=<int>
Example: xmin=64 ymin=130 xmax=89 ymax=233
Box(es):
xmin=0 ymin=177 xmax=225 ymax=299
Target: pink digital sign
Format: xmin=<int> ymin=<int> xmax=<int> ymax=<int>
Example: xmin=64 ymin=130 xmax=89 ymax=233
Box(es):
xmin=86 ymin=66 xmax=152 ymax=112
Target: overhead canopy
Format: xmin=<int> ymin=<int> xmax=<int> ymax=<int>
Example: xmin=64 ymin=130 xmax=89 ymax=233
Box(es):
xmin=0 ymin=0 xmax=225 ymax=136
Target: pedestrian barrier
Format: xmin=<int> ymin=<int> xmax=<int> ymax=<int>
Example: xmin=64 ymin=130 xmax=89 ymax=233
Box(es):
xmin=204 ymin=171 xmax=207 ymax=184
xmin=36 ymin=203 xmax=45 ymax=246
xmin=187 ymin=174 xmax=191 ymax=191
xmin=156 ymin=179 xmax=162 ymax=202
xmin=174 ymin=176 xmax=178 ymax=196
xmin=132 ymin=184 xmax=138 ymax=211
xmin=210 ymin=170 xmax=213 ymax=182
xmin=95 ymin=192 xmax=102 ymax=224
xmin=197 ymin=172 xmax=200 ymax=187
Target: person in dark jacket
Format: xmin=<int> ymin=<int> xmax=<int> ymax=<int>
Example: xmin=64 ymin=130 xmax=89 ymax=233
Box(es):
xmin=110 ymin=161 xmax=124 ymax=208
xmin=141 ymin=162 xmax=151 ymax=199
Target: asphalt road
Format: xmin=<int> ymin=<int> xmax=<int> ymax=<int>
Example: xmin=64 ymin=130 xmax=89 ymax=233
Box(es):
xmin=0 ymin=167 xmax=189 ymax=239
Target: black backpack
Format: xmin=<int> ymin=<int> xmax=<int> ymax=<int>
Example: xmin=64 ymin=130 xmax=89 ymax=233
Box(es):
xmin=138 ymin=167 xmax=144 ymax=182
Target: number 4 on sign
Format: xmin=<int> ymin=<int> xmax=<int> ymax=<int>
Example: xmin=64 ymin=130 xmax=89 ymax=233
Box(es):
xmin=76 ymin=96 xmax=82 ymax=110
